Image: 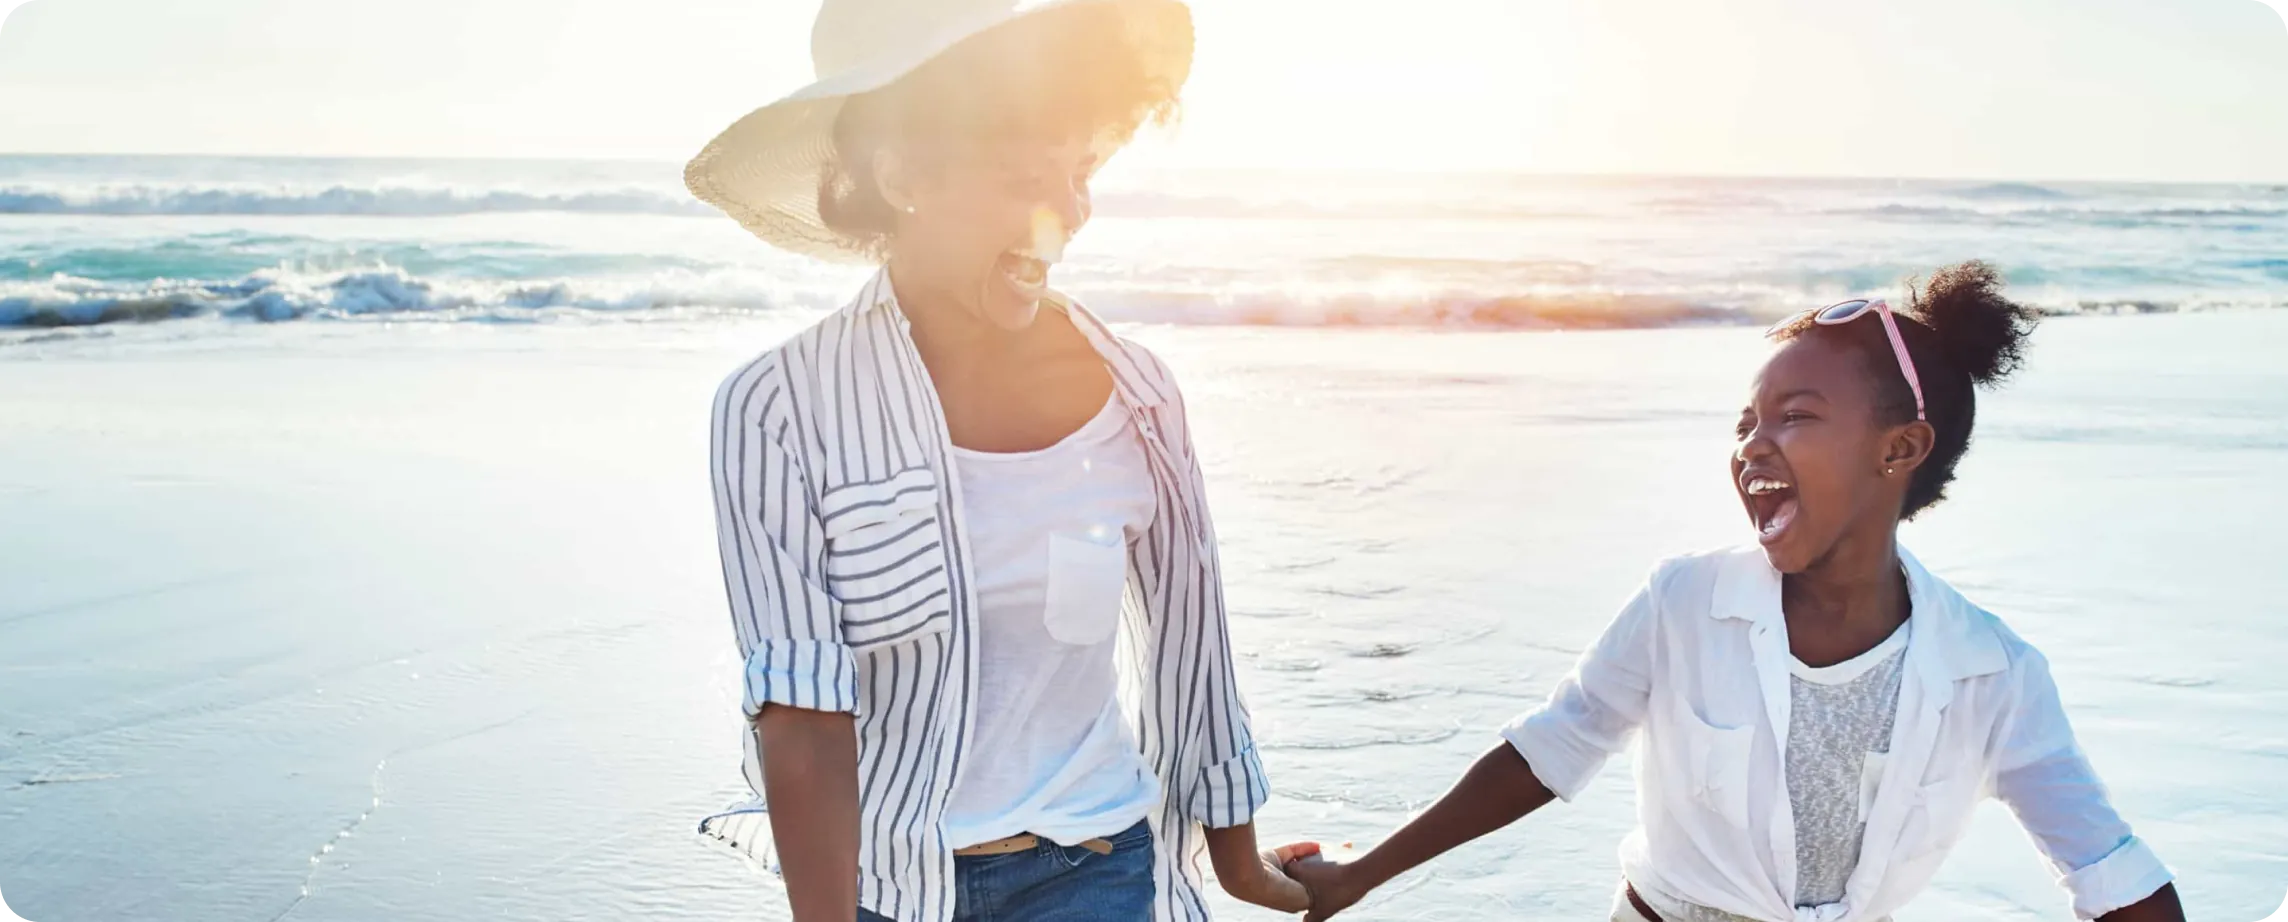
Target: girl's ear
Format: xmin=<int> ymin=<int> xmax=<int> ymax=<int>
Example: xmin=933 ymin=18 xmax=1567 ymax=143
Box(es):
xmin=1884 ymin=420 xmax=1935 ymax=477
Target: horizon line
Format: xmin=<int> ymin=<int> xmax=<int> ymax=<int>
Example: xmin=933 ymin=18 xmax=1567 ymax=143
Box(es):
xmin=2 ymin=151 xmax=2284 ymax=188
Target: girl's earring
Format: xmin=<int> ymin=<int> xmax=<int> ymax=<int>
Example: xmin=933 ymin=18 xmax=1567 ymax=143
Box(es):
xmin=903 ymin=205 xmax=916 ymax=215
xmin=1885 ymin=467 xmax=1896 ymax=475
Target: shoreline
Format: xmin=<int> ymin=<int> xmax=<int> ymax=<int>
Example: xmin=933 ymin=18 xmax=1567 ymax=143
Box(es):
xmin=2 ymin=311 xmax=2283 ymax=922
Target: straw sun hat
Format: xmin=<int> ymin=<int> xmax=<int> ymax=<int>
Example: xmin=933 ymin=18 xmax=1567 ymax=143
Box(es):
xmin=684 ymin=0 xmax=1195 ymax=262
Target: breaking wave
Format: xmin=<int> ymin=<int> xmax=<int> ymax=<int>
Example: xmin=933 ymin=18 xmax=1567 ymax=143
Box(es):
xmin=0 ymin=185 xmax=712 ymax=217
xmin=0 ymin=266 xmax=831 ymax=327
xmin=9 ymin=264 xmax=2283 ymax=332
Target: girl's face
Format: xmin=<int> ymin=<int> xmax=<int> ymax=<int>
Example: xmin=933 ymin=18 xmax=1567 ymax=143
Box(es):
xmin=884 ymin=134 xmax=1100 ymax=332
xmin=1732 ymin=334 xmax=1926 ymax=574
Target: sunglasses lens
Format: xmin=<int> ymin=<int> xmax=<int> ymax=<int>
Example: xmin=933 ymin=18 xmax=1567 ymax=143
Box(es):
xmin=1817 ymin=299 xmax=1872 ymax=323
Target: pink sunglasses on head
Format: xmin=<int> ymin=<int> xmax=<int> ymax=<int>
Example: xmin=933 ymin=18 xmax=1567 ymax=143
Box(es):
xmin=1768 ymin=298 xmax=1927 ymax=421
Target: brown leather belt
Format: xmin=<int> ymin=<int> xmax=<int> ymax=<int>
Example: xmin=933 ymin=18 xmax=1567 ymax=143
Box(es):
xmin=1624 ymin=882 xmax=1666 ymax=922
xmin=952 ymin=832 xmax=1114 ymax=857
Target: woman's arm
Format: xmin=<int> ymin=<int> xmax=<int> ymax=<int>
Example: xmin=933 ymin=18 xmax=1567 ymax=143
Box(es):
xmin=713 ymin=365 xmax=868 ymax=920
xmin=1203 ymin=822 xmax=1315 ymax=913
xmin=1287 ymin=744 xmax=1558 ymax=922
xmin=1163 ymin=381 xmax=1274 ymax=834
xmin=1147 ymin=356 xmax=1303 ymax=910
xmin=757 ymin=707 xmax=862 ymax=922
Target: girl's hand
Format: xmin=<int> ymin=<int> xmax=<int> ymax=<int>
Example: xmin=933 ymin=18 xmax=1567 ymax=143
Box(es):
xmin=1283 ymin=853 xmax=1367 ymax=922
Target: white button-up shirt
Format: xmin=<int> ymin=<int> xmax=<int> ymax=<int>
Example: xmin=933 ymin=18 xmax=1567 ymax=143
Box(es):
xmin=1504 ymin=546 xmax=2173 ymax=922
xmin=700 ymin=272 xmax=1267 ymax=922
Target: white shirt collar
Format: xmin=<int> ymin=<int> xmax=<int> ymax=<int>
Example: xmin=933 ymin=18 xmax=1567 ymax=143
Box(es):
xmin=1709 ymin=545 xmax=2008 ymax=682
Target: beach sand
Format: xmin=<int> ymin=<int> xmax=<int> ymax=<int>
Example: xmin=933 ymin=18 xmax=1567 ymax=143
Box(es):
xmin=2 ymin=311 xmax=2283 ymax=921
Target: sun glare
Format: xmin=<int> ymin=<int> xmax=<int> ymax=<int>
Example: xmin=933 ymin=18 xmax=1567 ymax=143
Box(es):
xmin=1120 ymin=0 xmax=1577 ymax=172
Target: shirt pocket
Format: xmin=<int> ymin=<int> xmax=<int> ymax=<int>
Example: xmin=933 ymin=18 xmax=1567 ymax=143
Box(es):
xmin=1042 ymin=532 xmax=1129 ymax=646
xmin=818 ymin=467 xmax=953 ymax=650
xmin=1681 ymin=708 xmax=1756 ymax=828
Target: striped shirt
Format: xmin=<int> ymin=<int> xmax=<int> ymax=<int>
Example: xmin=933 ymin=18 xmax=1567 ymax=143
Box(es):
xmin=701 ymin=270 xmax=1269 ymax=922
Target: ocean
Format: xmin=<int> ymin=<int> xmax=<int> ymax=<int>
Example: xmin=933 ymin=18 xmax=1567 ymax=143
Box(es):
xmin=1 ymin=156 xmax=2284 ymax=922
xmin=4 ymin=155 xmax=2287 ymax=333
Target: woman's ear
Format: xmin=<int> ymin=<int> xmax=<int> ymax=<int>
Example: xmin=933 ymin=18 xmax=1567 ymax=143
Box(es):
xmin=1884 ymin=420 xmax=1936 ymax=476
xmin=873 ymin=148 xmax=914 ymax=217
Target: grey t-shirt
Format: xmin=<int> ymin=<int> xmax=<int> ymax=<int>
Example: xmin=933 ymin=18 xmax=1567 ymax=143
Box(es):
xmin=1785 ymin=623 xmax=1910 ymax=907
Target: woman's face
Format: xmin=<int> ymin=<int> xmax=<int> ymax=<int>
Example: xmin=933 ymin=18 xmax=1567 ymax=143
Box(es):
xmin=886 ymin=134 xmax=1101 ymax=332
xmin=1732 ymin=334 xmax=1918 ymax=574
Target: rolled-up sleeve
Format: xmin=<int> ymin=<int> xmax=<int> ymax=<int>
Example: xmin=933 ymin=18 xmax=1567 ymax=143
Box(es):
xmin=712 ymin=366 xmax=858 ymax=717
xmin=1180 ymin=457 xmax=1270 ymax=829
xmin=1162 ymin=375 xmax=1270 ymax=830
xmin=1188 ymin=743 xmax=1270 ymax=830
xmin=1500 ymin=578 xmax=1659 ymax=802
xmin=1991 ymin=649 xmax=2173 ymax=919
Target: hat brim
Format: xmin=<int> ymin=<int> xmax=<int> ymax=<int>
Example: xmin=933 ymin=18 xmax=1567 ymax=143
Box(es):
xmin=684 ymin=0 xmax=1194 ymax=263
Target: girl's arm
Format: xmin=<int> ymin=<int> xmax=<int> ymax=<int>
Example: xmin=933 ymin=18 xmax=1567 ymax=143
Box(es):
xmin=1287 ymin=744 xmax=1557 ymax=922
xmin=1285 ymin=576 xmax=1666 ymax=920
xmin=1991 ymin=649 xmax=2180 ymax=921
xmin=2096 ymin=884 xmax=2185 ymax=922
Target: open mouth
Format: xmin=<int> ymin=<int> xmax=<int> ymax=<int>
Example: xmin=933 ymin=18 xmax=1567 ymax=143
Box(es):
xmin=995 ymin=250 xmax=1049 ymax=291
xmin=996 ymin=207 xmax=1068 ymax=296
xmin=1742 ymin=474 xmax=1799 ymax=546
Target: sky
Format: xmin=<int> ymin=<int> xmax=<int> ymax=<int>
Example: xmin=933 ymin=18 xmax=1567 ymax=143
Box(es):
xmin=0 ymin=0 xmax=2284 ymax=181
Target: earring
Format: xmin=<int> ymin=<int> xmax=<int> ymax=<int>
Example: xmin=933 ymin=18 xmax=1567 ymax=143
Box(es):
xmin=903 ymin=205 xmax=916 ymax=215
xmin=1885 ymin=467 xmax=1895 ymax=475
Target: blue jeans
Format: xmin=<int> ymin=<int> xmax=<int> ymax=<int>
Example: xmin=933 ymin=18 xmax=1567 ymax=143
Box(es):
xmin=859 ymin=820 xmax=1155 ymax=922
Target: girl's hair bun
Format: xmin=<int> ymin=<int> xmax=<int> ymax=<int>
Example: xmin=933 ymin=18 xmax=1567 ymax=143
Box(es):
xmin=1908 ymin=260 xmax=2040 ymax=387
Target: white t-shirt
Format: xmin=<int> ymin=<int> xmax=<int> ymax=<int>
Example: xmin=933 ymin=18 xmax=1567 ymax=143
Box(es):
xmin=941 ymin=394 xmax=1162 ymax=848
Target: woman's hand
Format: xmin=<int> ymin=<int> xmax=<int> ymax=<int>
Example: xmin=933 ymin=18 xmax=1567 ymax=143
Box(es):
xmin=1227 ymin=842 xmax=1318 ymax=913
xmin=1283 ymin=851 xmax=1369 ymax=922
xmin=1201 ymin=823 xmax=1316 ymax=913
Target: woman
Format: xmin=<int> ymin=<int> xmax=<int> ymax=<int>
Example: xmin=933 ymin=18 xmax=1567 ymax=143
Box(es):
xmin=1283 ymin=263 xmax=2185 ymax=922
xmin=689 ymin=1 xmax=1311 ymax=921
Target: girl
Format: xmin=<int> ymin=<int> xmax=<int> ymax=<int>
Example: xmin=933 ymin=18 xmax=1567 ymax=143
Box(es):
xmin=690 ymin=1 xmax=1308 ymax=920
xmin=1283 ymin=263 xmax=2184 ymax=922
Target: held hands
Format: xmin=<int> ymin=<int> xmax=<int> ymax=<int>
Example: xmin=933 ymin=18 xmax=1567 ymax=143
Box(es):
xmin=1270 ymin=747 xmax=1555 ymax=919
xmin=1202 ymin=823 xmax=1317 ymax=914
xmin=1280 ymin=846 xmax=1369 ymax=922
xmin=1277 ymin=745 xmax=1558 ymax=919
xmin=1227 ymin=842 xmax=1320 ymax=913
xmin=1199 ymin=824 xmax=1381 ymax=920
